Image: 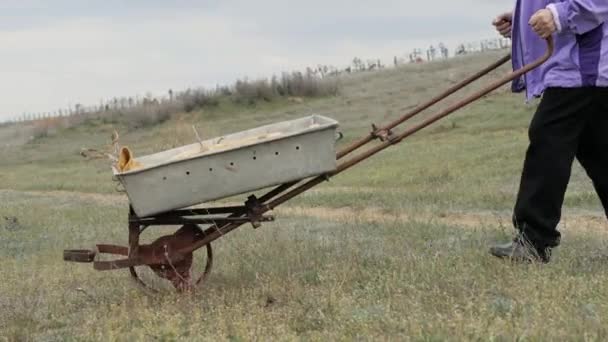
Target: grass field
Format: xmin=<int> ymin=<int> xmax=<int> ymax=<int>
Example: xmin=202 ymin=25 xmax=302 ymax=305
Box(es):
xmin=2 ymin=51 xmax=608 ymax=340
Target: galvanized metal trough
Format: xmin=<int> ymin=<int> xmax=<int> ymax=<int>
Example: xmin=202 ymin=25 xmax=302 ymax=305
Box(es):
xmin=113 ymin=115 xmax=339 ymax=217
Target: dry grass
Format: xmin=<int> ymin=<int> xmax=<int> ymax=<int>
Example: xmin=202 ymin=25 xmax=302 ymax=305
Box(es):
xmin=1 ymin=190 xmax=608 ymax=340
xmin=1 ymin=50 xmax=608 ymax=340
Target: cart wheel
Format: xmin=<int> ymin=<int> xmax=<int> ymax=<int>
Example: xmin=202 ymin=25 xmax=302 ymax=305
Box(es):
xmin=195 ymin=243 xmax=213 ymax=287
xmin=127 ymin=226 xmax=213 ymax=292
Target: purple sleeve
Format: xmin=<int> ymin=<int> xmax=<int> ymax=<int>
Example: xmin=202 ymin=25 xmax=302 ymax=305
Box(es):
xmin=552 ymin=1 xmax=608 ymax=34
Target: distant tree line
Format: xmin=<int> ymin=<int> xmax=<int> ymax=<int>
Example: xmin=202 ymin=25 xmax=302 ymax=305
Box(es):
xmin=395 ymin=37 xmax=511 ymax=66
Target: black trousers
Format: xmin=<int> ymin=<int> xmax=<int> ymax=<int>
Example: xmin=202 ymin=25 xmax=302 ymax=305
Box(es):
xmin=514 ymin=87 xmax=608 ymax=248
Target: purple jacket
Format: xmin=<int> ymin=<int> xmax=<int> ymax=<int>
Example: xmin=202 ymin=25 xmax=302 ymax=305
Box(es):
xmin=511 ymin=0 xmax=608 ymax=99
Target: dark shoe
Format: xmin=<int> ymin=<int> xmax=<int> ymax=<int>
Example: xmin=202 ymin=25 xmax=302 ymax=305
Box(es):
xmin=489 ymin=235 xmax=551 ymax=263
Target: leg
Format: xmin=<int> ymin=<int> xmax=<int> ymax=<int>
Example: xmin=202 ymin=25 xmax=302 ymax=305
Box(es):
xmin=491 ymin=88 xmax=593 ymax=262
xmin=576 ymin=88 xmax=608 ymax=217
xmin=512 ymin=88 xmax=593 ymax=247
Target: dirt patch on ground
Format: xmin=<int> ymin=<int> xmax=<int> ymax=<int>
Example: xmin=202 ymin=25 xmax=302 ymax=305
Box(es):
xmin=274 ymin=205 xmax=504 ymax=228
xmin=274 ymin=206 xmax=608 ymax=235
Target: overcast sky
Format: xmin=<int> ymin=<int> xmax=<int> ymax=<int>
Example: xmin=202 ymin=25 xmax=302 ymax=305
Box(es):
xmin=0 ymin=0 xmax=509 ymax=121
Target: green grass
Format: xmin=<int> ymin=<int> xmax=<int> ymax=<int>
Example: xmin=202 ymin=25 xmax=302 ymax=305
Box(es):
xmin=1 ymin=50 xmax=608 ymax=340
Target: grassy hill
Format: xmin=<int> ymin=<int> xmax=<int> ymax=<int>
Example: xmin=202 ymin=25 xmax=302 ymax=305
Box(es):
xmin=2 ymin=51 xmax=607 ymax=340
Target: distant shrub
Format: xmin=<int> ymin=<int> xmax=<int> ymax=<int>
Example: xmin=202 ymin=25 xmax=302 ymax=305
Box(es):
xmin=31 ymin=118 xmax=62 ymax=139
xmin=125 ymin=103 xmax=175 ymax=130
xmin=233 ymin=79 xmax=277 ymax=105
xmin=232 ymin=73 xmax=339 ymax=106
xmin=280 ymin=72 xmax=339 ymax=98
xmin=15 ymin=65 xmax=341 ymax=136
xmin=178 ymin=89 xmax=221 ymax=113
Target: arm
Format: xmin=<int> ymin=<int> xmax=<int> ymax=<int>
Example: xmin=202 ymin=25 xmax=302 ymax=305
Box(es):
xmin=547 ymin=1 xmax=608 ymax=34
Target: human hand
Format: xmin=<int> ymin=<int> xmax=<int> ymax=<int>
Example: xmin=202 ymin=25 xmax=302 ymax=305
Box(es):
xmin=529 ymin=9 xmax=557 ymax=38
xmin=493 ymin=12 xmax=513 ymax=38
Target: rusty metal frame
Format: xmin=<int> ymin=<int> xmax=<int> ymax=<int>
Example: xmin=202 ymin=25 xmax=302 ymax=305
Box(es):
xmin=64 ymin=202 xmax=273 ymax=290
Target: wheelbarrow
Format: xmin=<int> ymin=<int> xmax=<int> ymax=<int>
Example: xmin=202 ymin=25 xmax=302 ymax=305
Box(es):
xmin=64 ymin=38 xmax=554 ymax=292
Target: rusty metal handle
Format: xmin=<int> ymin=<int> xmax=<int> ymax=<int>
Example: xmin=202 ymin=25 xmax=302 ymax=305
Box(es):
xmin=335 ymin=37 xmax=554 ymax=174
xmin=64 ymin=249 xmax=96 ymax=263
xmin=337 ymin=54 xmax=512 ymax=159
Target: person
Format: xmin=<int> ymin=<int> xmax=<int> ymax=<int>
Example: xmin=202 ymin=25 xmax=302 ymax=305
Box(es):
xmin=489 ymin=1 xmax=608 ymax=263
